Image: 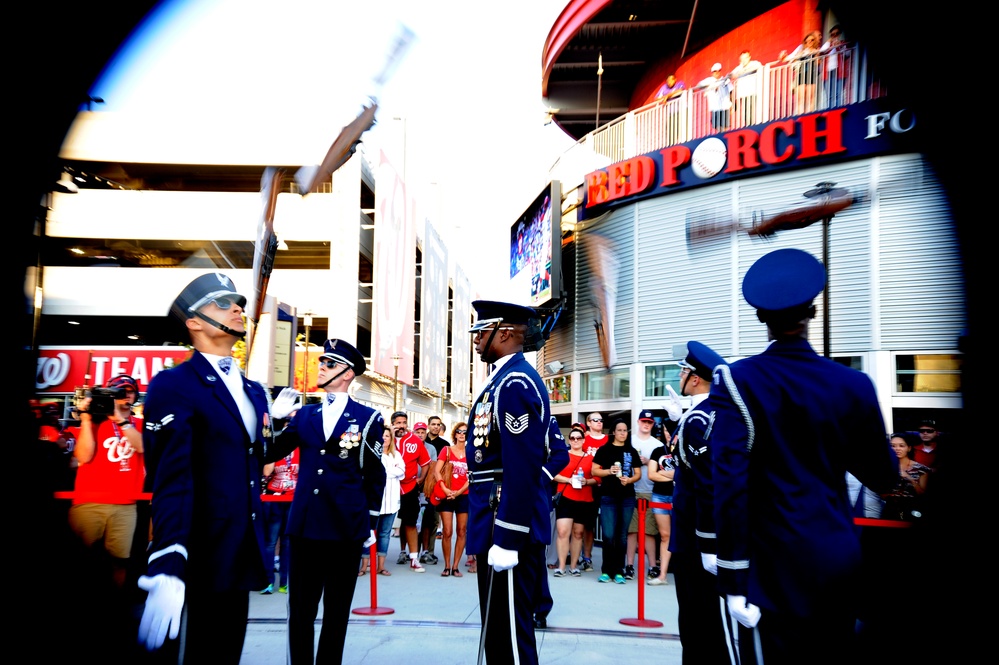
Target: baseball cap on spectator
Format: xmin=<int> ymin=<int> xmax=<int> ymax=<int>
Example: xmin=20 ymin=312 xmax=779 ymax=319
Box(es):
xmin=711 ymin=62 xmax=722 ymax=72
xmin=413 ymin=422 xmax=428 ymax=431
xmin=107 ymin=374 xmax=139 ymax=393
xmin=638 ymin=410 xmax=655 ymax=422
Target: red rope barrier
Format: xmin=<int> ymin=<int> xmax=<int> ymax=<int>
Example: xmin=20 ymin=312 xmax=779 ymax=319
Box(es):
xmin=352 ymin=540 xmax=395 ymax=616
xmin=620 ymin=497 xmax=664 ymax=628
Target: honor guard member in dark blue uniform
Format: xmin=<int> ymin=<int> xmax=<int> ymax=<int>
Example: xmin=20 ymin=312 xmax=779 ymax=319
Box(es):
xmin=138 ymin=273 xmax=274 ymax=663
xmin=665 ymin=341 xmax=734 ymax=665
xmin=466 ymin=300 xmax=554 ymax=665
xmin=711 ymin=249 xmax=898 ymax=663
xmin=266 ymin=339 xmax=386 ymax=665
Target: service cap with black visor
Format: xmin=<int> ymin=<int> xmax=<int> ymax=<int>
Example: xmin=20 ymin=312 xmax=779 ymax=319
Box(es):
xmin=315 ymin=338 xmax=366 ymax=389
xmin=169 ymin=272 xmax=248 ymax=339
xmin=677 ymin=341 xmax=728 ymax=395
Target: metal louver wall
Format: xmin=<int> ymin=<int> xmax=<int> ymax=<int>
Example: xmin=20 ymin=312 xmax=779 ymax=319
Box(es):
xmin=877 ymin=155 xmax=965 ymax=350
xmin=551 ymin=153 xmax=963 ymax=376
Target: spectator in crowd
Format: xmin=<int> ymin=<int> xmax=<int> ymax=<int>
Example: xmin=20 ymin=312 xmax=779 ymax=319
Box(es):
xmin=137 ymin=273 xmax=272 ymax=658
xmin=729 ymin=50 xmax=763 ymax=125
xmin=414 ymin=421 xmax=440 ymax=566
xmin=35 ymin=400 xmax=77 ymax=492
xmin=360 ymin=424 xmax=406 ymax=577
xmin=913 ymin=418 xmax=942 ymax=472
xmin=820 ymin=24 xmax=850 ymax=106
xmin=579 ymin=412 xmax=608 ymax=572
xmin=434 ymin=421 xmax=470 ymax=577
xmin=880 ymin=432 xmax=930 ymax=521
xmin=591 ymin=418 xmax=642 ymax=584
xmin=260 ymin=446 xmax=299 ymax=593
xmin=711 ymin=249 xmax=898 ymax=662
xmin=695 ymin=63 xmax=733 ymax=132
xmin=70 ymin=374 xmax=145 ymax=591
xmin=465 ymin=300 xmax=554 ymax=665
xmin=626 ymin=410 xmax=661 ymax=581
xmin=646 ymin=423 xmax=676 ymax=588
xmin=780 ymin=31 xmax=822 ymax=114
xmin=392 ymin=411 xmax=431 ymax=572
xmin=656 ymin=73 xmax=685 ymax=101
xmin=551 ymin=425 xmax=595 ymax=578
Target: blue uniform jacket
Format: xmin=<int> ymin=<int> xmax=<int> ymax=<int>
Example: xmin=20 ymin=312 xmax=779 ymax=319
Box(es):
xmin=466 ymin=352 xmax=553 ymax=554
xmin=267 ymin=399 xmax=385 ymax=542
xmin=142 ymin=351 xmax=271 ymax=592
xmin=711 ymin=337 xmax=898 ymax=615
xmin=543 ymin=416 xmax=570 ymax=503
xmin=668 ymin=395 xmax=718 ymax=556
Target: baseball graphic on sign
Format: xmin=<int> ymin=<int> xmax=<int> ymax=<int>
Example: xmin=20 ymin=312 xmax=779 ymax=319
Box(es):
xmin=691 ymin=137 xmax=727 ymax=179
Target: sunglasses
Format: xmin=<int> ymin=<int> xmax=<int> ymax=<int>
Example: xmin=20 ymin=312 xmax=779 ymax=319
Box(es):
xmin=569 ymin=436 xmax=584 ymax=441
xmin=318 ymin=359 xmax=345 ymax=369
xmin=455 ymin=429 xmax=467 ymax=435
xmin=589 ymin=418 xmax=602 ymax=423
xmin=918 ymin=428 xmax=936 ymax=434
xmin=209 ymin=297 xmax=238 ymax=310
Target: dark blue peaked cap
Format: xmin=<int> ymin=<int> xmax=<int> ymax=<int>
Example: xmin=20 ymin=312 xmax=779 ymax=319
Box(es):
xmin=742 ymin=248 xmax=826 ymax=313
xmin=169 ymin=272 xmax=247 ymax=321
xmin=469 ymin=300 xmax=540 ymax=332
xmin=678 ymin=341 xmax=728 ymax=381
xmin=320 ymin=338 xmax=366 ymax=377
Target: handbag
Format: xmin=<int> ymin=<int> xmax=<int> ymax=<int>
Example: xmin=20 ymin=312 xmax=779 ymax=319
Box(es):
xmin=424 ymin=447 xmax=453 ymax=502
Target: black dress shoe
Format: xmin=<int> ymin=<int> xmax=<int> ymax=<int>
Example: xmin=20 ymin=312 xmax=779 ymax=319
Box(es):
xmin=533 ymin=616 xmax=548 ymax=629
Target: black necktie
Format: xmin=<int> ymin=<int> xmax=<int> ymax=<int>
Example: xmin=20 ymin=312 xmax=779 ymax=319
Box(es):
xmin=218 ymin=357 xmax=232 ymax=375
xmin=326 ymin=394 xmax=336 ymax=405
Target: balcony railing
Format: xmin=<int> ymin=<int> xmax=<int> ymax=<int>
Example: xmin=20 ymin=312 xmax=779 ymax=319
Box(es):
xmin=554 ymin=45 xmax=884 ymax=174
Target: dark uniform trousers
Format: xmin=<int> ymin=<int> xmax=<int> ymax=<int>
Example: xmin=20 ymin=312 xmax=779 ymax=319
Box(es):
xmin=475 ymin=542 xmax=545 ymax=665
xmin=288 ymin=535 xmax=364 ymax=665
xmin=672 ymin=550 xmax=733 ymax=665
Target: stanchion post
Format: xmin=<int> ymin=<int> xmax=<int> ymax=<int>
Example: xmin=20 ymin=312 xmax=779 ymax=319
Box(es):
xmin=620 ymin=497 xmax=664 ymax=628
xmin=352 ymin=540 xmax=395 ymax=615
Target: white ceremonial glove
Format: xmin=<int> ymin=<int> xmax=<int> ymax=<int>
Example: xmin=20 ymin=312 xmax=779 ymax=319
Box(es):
xmin=487 ymin=545 xmax=519 ymax=572
xmin=726 ymin=594 xmax=762 ymax=629
xmin=700 ymin=553 xmax=718 ymax=575
xmin=137 ymin=574 xmax=186 ymax=651
xmin=270 ymin=387 xmax=301 ymax=420
xmin=665 ymin=384 xmax=684 ymax=422
xmin=363 ymin=529 xmax=376 ymax=548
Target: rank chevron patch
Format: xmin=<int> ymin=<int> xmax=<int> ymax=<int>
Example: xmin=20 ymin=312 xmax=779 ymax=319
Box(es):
xmin=505 ymin=413 xmax=529 ymax=434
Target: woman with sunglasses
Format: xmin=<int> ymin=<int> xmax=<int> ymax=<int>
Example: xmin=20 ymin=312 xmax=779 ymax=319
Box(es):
xmin=550 ymin=425 xmax=596 ymax=577
xmin=433 ymin=421 xmax=470 ymax=577
xmin=359 ymin=425 xmax=406 ymax=577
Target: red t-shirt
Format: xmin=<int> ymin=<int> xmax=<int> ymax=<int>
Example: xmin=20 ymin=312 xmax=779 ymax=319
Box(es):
xmin=557 ymin=453 xmax=594 ymax=502
xmin=72 ymin=416 xmax=145 ymax=505
xmin=266 ymin=448 xmax=299 ymax=495
xmin=583 ymin=432 xmax=608 ymax=457
xmin=437 ymin=445 xmax=469 ymax=495
xmin=398 ymin=432 xmax=430 ymax=494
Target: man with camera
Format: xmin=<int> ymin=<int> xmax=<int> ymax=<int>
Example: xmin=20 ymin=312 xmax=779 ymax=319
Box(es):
xmin=69 ymin=373 xmax=145 ymax=590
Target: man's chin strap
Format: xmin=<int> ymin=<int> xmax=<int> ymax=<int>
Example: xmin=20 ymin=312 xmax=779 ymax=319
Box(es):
xmin=194 ymin=311 xmax=246 ymax=339
xmin=482 ymin=326 xmax=502 ymax=362
xmin=680 ymin=371 xmax=692 ymax=397
xmin=317 ymin=365 xmax=351 ymax=389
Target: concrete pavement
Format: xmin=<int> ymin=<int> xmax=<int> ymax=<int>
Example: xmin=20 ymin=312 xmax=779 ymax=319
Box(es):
xmin=240 ymin=546 xmax=683 ymax=664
